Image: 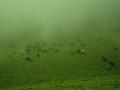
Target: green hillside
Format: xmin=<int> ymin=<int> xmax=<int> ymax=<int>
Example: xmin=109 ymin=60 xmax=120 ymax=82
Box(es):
xmin=0 ymin=0 xmax=120 ymax=90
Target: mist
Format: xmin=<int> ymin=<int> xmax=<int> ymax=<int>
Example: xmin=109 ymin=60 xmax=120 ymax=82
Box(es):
xmin=0 ymin=0 xmax=120 ymax=46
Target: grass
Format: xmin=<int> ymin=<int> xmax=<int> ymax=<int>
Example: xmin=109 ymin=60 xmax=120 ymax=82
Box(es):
xmin=0 ymin=1 xmax=120 ymax=89
xmin=2 ymin=75 xmax=120 ymax=90
xmin=0 ymin=30 xmax=120 ymax=90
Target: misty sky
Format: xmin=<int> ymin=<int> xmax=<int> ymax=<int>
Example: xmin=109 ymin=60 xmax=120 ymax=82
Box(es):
xmin=0 ymin=0 xmax=120 ymax=45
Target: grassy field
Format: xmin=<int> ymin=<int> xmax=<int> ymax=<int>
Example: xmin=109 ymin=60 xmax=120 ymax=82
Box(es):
xmin=2 ymin=75 xmax=120 ymax=90
xmin=0 ymin=30 xmax=120 ymax=90
xmin=0 ymin=0 xmax=120 ymax=90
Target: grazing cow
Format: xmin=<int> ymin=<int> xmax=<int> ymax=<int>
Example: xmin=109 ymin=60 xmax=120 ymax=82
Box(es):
xmin=71 ymin=52 xmax=74 ymax=55
xmin=109 ymin=61 xmax=116 ymax=67
xmin=76 ymin=49 xmax=86 ymax=55
xmin=113 ymin=47 xmax=119 ymax=51
xmin=37 ymin=52 xmax=40 ymax=57
xmin=102 ymin=56 xmax=108 ymax=62
xmin=26 ymin=48 xmax=31 ymax=55
xmin=25 ymin=57 xmax=32 ymax=62
xmin=54 ymin=49 xmax=59 ymax=53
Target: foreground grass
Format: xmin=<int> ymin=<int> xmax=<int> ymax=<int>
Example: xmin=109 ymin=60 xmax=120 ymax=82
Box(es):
xmin=2 ymin=75 xmax=120 ymax=90
xmin=0 ymin=30 xmax=120 ymax=89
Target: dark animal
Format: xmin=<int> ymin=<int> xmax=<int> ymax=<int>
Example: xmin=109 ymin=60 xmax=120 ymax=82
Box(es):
xmin=37 ymin=52 xmax=40 ymax=57
xmin=25 ymin=57 xmax=32 ymax=62
xmin=102 ymin=56 xmax=108 ymax=62
xmin=43 ymin=49 xmax=48 ymax=53
xmin=54 ymin=49 xmax=59 ymax=53
xmin=113 ymin=47 xmax=119 ymax=51
xmin=76 ymin=49 xmax=86 ymax=55
xmin=71 ymin=52 xmax=74 ymax=55
xmin=26 ymin=48 xmax=31 ymax=55
xmin=109 ymin=61 xmax=116 ymax=67
xmin=76 ymin=49 xmax=81 ymax=53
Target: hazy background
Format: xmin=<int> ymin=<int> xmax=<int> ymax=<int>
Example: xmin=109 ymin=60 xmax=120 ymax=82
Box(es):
xmin=0 ymin=0 xmax=120 ymax=47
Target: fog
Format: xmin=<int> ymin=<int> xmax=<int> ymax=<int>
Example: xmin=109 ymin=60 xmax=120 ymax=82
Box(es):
xmin=0 ymin=0 xmax=120 ymax=47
